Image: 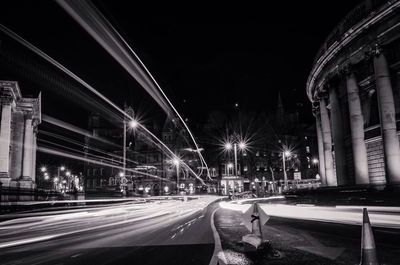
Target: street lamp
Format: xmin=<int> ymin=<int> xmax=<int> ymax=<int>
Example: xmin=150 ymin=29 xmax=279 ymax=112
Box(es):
xmin=225 ymin=141 xmax=246 ymax=177
xmin=282 ymin=150 xmax=291 ymax=190
xmin=225 ymin=142 xmax=232 ymax=150
xmin=224 ymin=139 xmax=246 ymax=198
xmin=172 ymin=158 xmax=180 ymax=194
xmin=40 ymin=166 xmax=47 ymax=173
xmin=123 ymin=118 xmax=139 ymax=179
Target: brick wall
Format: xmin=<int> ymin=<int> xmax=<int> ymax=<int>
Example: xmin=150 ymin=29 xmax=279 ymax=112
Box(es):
xmin=365 ymin=138 xmax=386 ymax=184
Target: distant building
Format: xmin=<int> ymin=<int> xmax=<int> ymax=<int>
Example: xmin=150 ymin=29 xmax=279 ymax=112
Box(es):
xmin=83 ymin=107 xmax=203 ymax=196
xmin=306 ymin=0 xmax=400 ymax=186
xmin=201 ymin=96 xmax=319 ymax=195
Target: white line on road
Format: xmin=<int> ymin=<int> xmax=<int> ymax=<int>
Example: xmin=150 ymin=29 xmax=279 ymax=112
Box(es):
xmin=0 ymin=234 xmax=64 ymax=248
xmin=209 ymin=208 xmax=227 ymax=265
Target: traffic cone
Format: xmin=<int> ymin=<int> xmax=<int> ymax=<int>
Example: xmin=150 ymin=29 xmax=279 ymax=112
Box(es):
xmin=251 ymin=203 xmax=263 ymax=239
xmin=360 ymin=208 xmax=379 ymax=265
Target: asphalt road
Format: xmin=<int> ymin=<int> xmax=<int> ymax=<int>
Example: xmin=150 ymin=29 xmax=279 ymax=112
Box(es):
xmin=0 ymin=196 xmax=221 ymax=265
xmin=3 ymin=197 xmax=399 ymax=265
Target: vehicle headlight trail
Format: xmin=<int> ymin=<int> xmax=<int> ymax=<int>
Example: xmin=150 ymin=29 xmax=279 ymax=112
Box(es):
xmin=42 ymin=114 xmax=120 ymax=148
xmin=39 ymin=129 xmax=140 ymax=166
xmin=56 ymin=0 xmax=210 ymax=180
xmin=0 ymin=23 xmax=205 ymax=185
xmin=38 ymin=146 xmax=171 ymax=182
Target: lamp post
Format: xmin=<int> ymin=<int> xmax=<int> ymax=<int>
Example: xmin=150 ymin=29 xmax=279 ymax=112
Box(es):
xmin=123 ymin=118 xmax=138 ymax=178
xmin=282 ymin=150 xmax=291 ymax=190
xmin=173 ymin=158 xmax=180 ymax=195
xmin=225 ymin=139 xmax=246 ymax=198
xmin=225 ymin=141 xmax=246 ymax=177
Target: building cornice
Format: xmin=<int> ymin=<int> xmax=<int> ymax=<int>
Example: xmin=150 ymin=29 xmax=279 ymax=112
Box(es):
xmin=306 ymin=0 xmax=400 ymax=102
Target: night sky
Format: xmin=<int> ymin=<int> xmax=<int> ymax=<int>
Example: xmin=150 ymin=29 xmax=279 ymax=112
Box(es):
xmin=0 ymin=1 xmax=361 ymax=128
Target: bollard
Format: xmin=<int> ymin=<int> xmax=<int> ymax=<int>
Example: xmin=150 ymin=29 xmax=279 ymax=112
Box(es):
xmin=360 ymin=208 xmax=379 ymax=265
xmin=251 ymin=203 xmax=263 ymax=240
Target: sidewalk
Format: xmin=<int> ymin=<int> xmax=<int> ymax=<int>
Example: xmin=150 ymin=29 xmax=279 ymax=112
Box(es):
xmin=214 ymin=203 xmax=400 ymax=264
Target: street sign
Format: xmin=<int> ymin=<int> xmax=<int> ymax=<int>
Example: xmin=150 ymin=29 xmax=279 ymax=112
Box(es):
xmin=242 ymin=204 xmax=270 ymax=232
xmin=294 ymin=172 xmax=302 ymax=180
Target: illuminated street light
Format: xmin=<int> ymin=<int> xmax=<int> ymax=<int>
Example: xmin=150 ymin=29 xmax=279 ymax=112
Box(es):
xmin=225 ymin=142 xmax=233 ymax=150
xmin=129 ymin=119 xmax=138 ymax=128
xmin=172 ymin=158 xmax=180 ymax=166
xmin=60 ymin=166 xmax=65 ymax=171
xmin=282 ymin=149 xmax=292 ymax=190
xmin=119 ymin=172 xmax=124 ymax=177
xmin=40 ymin=166 xmax=46 ymax=172
xmin=238 ymin=141 xmax=246 ymax=150
xmin=123 ymin=117 xmax=138 ymax=179
xmin=172 ymin=158 xmax=180 ymax=194
xmin=66 ymin=171 xmax=71 ymax=177
xmin=312 ymin=158 xmax=319 ymax=164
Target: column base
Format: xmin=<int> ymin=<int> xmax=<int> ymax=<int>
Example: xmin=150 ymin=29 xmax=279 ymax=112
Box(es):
xmin=0 ymin=175 xmax=11 ymax=187
xmin=18 ymin=177 xmax=35 ymax=189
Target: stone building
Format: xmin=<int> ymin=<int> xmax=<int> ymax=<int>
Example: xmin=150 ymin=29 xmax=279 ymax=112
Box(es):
xmin=83 ymin=109 xmax=202 ymax=196
xmin=307 ymin=0 xmax=400 ymax=187
xmin=0 ymin=81 xmax=41 ymax=189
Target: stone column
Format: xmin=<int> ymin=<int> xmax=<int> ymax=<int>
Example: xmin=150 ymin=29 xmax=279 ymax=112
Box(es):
xmin=31 ymin=124 xmax=38 ymax=183
xmin=10 ymin=111 xmax=25 ymax=180
xmin=320 ymin=98 xmax=336 ymax=186
xmin=329 ymin=85 xmax=347 ymax=185
xmin=0 ymin=98 xmax=12 ymax=182
xmin=21 ymin=113 xmax=33 ymax=179
xmin=346 ymin=72 xmax=370 ymax=184
xmin=373 ymin=46 xmax=400 ymax=184
xmin=315 ymin=111 xmax=326 ymax=185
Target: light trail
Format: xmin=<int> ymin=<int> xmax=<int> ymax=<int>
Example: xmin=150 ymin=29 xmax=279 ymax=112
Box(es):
xmin=56 ymin=0 xmax=210 ymax=179
xmin=38 ymin=138 xmax=120 ymax=166
xmin=38 ymin=146 xmax=171 ymax=182
xmin=0 ymin=23 xmax=205 ymax=185
xmin=42 ymin=114 xmax=120 ymax=148
xmin=219 ymin=199 xmax=400 ymax=229
xmin=0 ymin=196 xmax=219 ymax=251
xmin=39 ymin=130 xmax=140 ymax=166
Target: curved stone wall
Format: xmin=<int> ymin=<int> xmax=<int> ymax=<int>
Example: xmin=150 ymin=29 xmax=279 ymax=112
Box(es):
xmin=306 ymin=0 xmax=400 ymax=186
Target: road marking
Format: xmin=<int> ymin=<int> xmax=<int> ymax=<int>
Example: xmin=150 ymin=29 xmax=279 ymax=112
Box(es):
xmin=209 ymin=208 xmax=227 ymax=265
xmin=70 ymin=253 xmax=83 ymax=258
xmin=0 ymin=234 xmax=64 ymax=248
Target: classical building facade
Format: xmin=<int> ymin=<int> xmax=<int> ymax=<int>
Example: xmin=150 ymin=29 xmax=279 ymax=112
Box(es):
xmin=0 ymin=81 xmax=41 ymax=189
xmin=307 ymin=0 xmax=400 ymax=187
